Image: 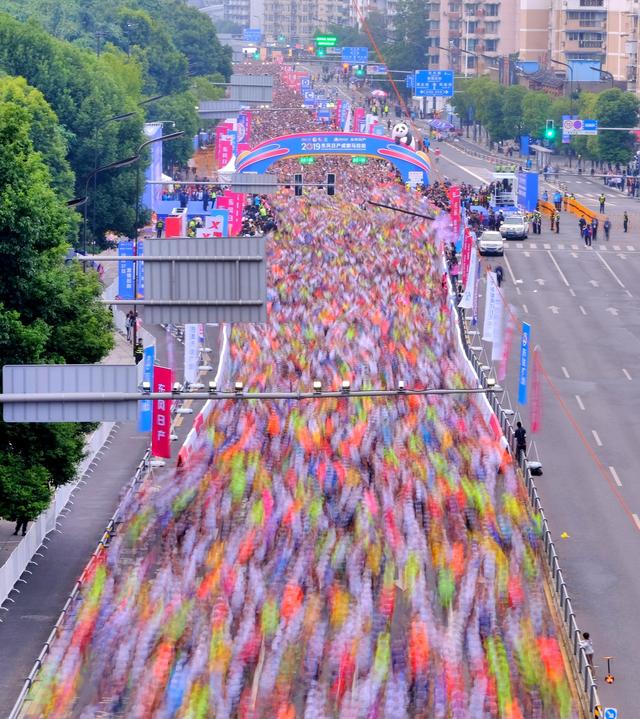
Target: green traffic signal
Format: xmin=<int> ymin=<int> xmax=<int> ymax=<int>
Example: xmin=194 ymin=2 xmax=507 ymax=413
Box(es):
xmin=544 ymin=119 xmax=556 ymax=140
xmin=317 ymin=48 xmax=326 ymax=57
xmin=253 ymin=51 xmax=260 ymax=60
xmin=355 ymin=66 xmax=365 ymax=77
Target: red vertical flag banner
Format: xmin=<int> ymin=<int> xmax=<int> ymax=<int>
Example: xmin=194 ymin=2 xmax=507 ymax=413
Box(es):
xmin=530 ymin=346 xmax=542 ymax=433
xmin=448 ymin=185 xmax=461 ymax=248
xmin=152 ymin=365 xmax=174 ymax=459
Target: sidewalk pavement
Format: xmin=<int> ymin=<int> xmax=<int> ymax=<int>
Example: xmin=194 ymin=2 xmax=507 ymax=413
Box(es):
xmin=0 ymin=312 xmax=217 ymax=710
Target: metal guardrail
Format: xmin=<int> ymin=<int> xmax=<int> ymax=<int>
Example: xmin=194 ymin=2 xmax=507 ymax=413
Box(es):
xmin=7 ymin=448 xmax=152 ymax=719
xmin=457 ymin=307 xmax=601 ymax=716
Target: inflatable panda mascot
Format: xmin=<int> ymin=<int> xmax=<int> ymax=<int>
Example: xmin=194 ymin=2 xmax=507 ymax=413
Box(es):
xmin=391 ymin=121 xmax=417 ymax=150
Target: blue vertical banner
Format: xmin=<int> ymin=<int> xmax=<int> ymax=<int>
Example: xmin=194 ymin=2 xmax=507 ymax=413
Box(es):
xmin=138 ymin=346 xmax=155 ymax=431
xmin=137 ymin=240 xmax=144 ymax=299
xmin=118 ymin=240 xmax=134 ymax=300
xmin=518 ymin=322 xmax=531 ymax=405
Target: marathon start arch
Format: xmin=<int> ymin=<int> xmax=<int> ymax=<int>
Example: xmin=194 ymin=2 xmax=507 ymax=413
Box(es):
xmin=236 ymin=131 xmax=431 ymax=186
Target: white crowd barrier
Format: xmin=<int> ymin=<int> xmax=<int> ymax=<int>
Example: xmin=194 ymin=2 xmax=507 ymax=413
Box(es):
xmin=0 ymin=422 xmax=115 ymax=609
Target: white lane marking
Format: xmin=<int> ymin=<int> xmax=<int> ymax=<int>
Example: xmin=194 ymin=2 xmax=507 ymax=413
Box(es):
xmin=618 ymin=253 xmax=626 ymax=260
xmin=571 ymin=244 xmax=578 ymax=250
xmin=524 ymin=251 xmax=531 ymax=258
xmin=558 ymin=243 xmax=565 ymax=249
xmin=622 ymin=368 xmax=632 ymax=380
xmin=503 ymin=253 xmax=518 ymax=283
xmin=626 ymin=289 xmax=633 ymax=297
xmin=522 ymin=304 xmax=529 ymax=314
xmin=547 ymin=250 xmax=571 ymax=287
xmin=579 ymin=305 xmax=587 ymax=315
xmin=571 ymin=252 xmax=578 ymax=258
xmin=569 ymin=288 xmax=576 ymax=296
xmin=592 ymin=429 xmax=603 ymax=447
xmin=544 ymin=243 xmax=551 ymax=249
xmin=516 ymin=243 xmax=523 ymax=249
xmin=596 ymin=251 xmax=626 ymax=289
xmin=613 ymin=244 xmax=621 ymax=251
xmin=632 ymin=513 xmax=640 ymax=531
xmin=530 ymin=242 xmax=537 ymax=249
xmin=609 ymin=466 xmax=623 ymax=487
xmin=575 ymin=395 xmax=585 ymax=411
xmin=561 ymin=366 xmax=570 ymax=378
xmin=627 ymin=245 xmax=634 ymax=251
xmin=440 ymin=154 xmax=488 ymax=183
xmin=600 ymin=245 xmax=608 ymax=251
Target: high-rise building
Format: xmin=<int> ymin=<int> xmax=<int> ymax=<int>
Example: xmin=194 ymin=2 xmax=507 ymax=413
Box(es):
xmin=519 ymin=0 xmax=640 ymax=88
xmin=433 ymin=0 xmax=518 ymax=77
xmin=264 ymin=0 xmax=350 ymax=43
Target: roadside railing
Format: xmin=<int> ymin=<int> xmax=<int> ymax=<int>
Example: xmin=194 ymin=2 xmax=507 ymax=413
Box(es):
xmin=7 ymin=447 xmax=152 ymax=719
xmin=455 ymin=302 xmax=601 ymax=716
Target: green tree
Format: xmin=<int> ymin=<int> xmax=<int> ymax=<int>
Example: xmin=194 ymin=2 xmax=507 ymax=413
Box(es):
xmin=501 ymin=85 xmax=527 ymax=138
xmin=385 ymin=0 xmax=429 ymax=71
xmin=521 ymin=90 xmax=553 ymax=137
xmin=0 ymin=75 xmax=74 ymax=196
xmin=592 ymin=88 xmax=639 ymax=164
xmin=0 ymin=98 xmax=113 ymax=521
xmin=147 ymin=90 xmax=200 ymax=175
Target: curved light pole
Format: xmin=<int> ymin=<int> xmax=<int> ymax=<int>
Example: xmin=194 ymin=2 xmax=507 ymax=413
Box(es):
xmin=82 ymin=156 xmax=139 ymax=261
xmin=131 ymin=130 xmax=185 ymax=357
xmin=551 ymin=58 xmax=575 ymax=115
xmin=590 ymin=65 xmax=614 ymax=88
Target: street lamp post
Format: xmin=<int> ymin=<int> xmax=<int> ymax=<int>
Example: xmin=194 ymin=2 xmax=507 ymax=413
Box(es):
xmin=550 ymin=58 xmax=575 ymax=114
xmin=590 ymin=66 xmax=614 ymax=87
xmin=82 ymin=156 xmax=139 ymax=262
xmin=131 ymin=131 xmax=185 ymax=357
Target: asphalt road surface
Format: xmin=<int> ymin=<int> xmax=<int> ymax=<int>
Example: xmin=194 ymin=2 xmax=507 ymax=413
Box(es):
xmin=438 ymin=140 xmax=638 ymax=714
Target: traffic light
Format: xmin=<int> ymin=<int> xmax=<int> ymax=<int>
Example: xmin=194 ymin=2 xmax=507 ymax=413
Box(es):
xmin=294 ymin=173 xmax=303 ymax=196
xmin=355 ymin=65 xmax=365 ymax=78
xmin=327 ymin=173 xmax=336 ymax=196
xmin=544 ymin=119 xmax=556 ymax=140
xmin=317 ymin=47 xmax=326 ymax=57
xmin=253 ymin=51 xmax=260 ymax=60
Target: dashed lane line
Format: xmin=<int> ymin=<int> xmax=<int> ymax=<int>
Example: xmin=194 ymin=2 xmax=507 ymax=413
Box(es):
xmin=592 ymin=429 xmax=603 ymax=447
xmin=610 ymin=466 xmax=623 ymax=487
xmin=579 ymin=305 xmax=587 ymax=315
xmin=622 ymin=368 xmax=632 ymax=381
xmin=596 ymin=251 xmax=627 ymax=290
xmin=561 ymin=366 xmax=570 ymax=379
xmin=547 ymin=250 xmax=571 ymax=287
xmin=575 ymin=395 xmax=585 ymax=411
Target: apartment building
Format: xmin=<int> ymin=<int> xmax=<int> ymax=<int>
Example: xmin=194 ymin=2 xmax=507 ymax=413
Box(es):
xmin=519 ymin=0 xmax=640 ymax=86
xmin=263 ymin=0 xmax=351 ymax=43
xmin=430 ymin=0 xmax=518 ymax=75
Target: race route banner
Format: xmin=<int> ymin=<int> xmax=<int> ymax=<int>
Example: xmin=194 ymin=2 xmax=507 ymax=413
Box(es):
xmin=152 ymin=365 xmax=173 ymax=459
xmin=518 ymin=322 xmax=531 ymax=405
xmin=498 ymin=307 xmax=516 ymax=382
xmin=482 ymin=271 xmax=498 ymax=343
xmin=448 ymin=185 xmax=462 ymax=251
xmin=461 ymin=228 xmax=473 ymax=286
xmin=531 ymin=345 xmax=542 ymax=432
xmin=138 ymin=345 xmax=155 ymax=432
xmin=184 ymin=324 xmax=201 ymax=385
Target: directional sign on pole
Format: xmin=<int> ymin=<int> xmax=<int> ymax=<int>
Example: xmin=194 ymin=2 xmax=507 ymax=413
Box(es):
xmin=414 ymin=69 xmax=454 ymax=97
xmin=2 ymin=365 xmax=139 ymax=422
xmin=143 ymin=237 xmax=267 ymax=324
xmin=562 ymin=118 xmax=598 ymax=135
xmin=341 ymin=47 xmax=369 ymax=64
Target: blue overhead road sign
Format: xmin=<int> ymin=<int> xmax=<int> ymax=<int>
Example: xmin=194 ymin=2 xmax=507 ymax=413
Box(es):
xmin=414 ymin=70 xmax=454 ymax=97
xmin=242 ymin=28 xmax=263 ymax=43
xmin=341 ymin=47 xmax=369 ymax=64
xmin=406 ymin=74 xmax=415 ymax=89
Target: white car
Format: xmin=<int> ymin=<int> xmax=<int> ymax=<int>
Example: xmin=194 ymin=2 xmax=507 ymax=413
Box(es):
xmin=500 ymin=214 xmax=528 ymax=240
xmin=478 ymin=230 xmax=504 ymax=256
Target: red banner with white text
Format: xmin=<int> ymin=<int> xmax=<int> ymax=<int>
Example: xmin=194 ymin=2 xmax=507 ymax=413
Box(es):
xmin=152 ymin=365 xmax=173 ymax=459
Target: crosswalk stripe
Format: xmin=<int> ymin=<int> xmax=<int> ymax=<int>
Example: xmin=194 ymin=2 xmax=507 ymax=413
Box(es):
xmin=557 ymin=244 xmax=565 ymax=249
xmin=613 ymin=245 xmax=621 ymax=251
xmin=627 ymin=245 xmax=634 ymax=251
xmin=529 ymin=243 xmax=537 ymax=249
xmin=543 ymin=243 xmax=551 ymax=249
xmin=571 ymin=244 xmax=578 ymax=250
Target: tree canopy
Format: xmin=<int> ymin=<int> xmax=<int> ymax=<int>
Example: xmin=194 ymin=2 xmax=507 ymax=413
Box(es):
xmin=452 ymin=77 xmax=640 ymax=163
xmin=0 ymin=95 xmax=113 ymax=521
